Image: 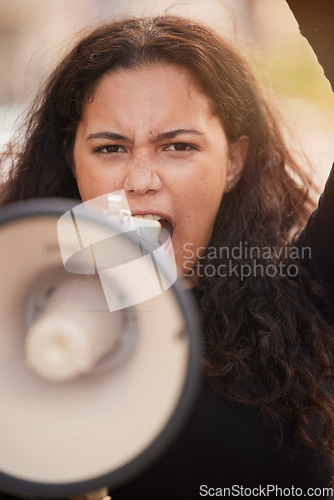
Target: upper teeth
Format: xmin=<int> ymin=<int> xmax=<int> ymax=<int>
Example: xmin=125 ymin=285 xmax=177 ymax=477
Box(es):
xmin=133 ymin=214 xmax=162 ymax=220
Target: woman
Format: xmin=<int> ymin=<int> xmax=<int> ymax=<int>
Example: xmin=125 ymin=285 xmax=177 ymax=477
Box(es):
xmin=1 ymin=7 xmax=334 ymax=499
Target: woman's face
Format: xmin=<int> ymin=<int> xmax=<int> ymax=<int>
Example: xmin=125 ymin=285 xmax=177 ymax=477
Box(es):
xmin=73 ymin=65 xmax=248 ymax=278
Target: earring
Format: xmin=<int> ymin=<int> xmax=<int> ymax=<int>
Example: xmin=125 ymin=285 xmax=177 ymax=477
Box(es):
xmin=227 ymin=181 xmax=234 ymax=190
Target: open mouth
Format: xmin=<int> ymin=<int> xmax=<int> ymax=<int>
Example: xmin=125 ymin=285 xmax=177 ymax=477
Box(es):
xmin=132 ymin=214 xmax=174 ymax=246
xmin=159 ymin=218 xmax=174 ymax=245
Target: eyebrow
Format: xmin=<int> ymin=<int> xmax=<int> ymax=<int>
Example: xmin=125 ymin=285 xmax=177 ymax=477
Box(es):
xmin=155 ymin=129 xmax=204 ymax=141
xmin=86 ymin=129 xmax=204 ymax=142
xmin=87 ymin=132 xmax=130 ymax=141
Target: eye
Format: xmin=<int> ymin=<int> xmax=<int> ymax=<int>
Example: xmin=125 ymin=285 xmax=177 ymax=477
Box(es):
xmin=164 ymin=143 xmax=197 ymax=152
xmin=94 ymin=145 xmax=126 ymax=154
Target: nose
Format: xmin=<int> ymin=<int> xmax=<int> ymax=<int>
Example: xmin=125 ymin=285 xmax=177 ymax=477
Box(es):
xmin=124 ymin=155 xmax=161 ymax=195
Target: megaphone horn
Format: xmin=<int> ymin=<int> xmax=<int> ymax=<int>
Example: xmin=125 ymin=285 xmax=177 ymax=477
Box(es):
xmin=0 ymin=196 xmax=200 ymax=499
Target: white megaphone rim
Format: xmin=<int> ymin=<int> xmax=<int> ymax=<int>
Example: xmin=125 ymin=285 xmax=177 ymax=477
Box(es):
xmin=0 ymin=197 xmax=201 ymax=499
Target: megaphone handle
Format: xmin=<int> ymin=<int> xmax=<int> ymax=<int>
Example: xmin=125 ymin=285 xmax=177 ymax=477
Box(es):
xmin=71 ymin=487 xmax=110 ymax=500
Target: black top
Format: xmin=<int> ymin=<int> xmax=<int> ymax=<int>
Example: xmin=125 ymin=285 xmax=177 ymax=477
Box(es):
xmin=297 ymin=165 xmax=334 ymax=325
xmin=110 ymin=380 xmax=333 ymax=499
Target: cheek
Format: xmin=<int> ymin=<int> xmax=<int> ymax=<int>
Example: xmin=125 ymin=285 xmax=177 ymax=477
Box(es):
xmin=74 ymin=164 xmax=98 ymax=201
xmin=78 ymin=175 xmax=124 ymax=202
xmin=186 ymin=176 xmax=226 ymax=247
xmin=187 ymin=172 xmax=225 ymax=216
xmin=73 ymin=153 xmax=122 ymax=201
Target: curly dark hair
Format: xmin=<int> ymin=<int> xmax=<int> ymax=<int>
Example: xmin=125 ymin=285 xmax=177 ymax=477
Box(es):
xmin=1 ymin=15 xmax=334 ymax=455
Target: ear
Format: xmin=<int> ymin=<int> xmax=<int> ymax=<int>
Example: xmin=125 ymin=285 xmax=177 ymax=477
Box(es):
xmin=224 ymin=135 xmax=249 ymax=193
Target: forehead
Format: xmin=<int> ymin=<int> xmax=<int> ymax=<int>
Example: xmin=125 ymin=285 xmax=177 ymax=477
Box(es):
xmin=80 ymin=64 xmax=215 ymax=133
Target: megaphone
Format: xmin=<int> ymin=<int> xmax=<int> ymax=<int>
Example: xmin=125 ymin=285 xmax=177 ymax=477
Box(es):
xmin=0 ymin=196 xmax=200 ymax=499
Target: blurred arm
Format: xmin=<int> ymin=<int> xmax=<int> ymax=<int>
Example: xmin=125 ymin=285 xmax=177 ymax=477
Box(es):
xmin=286 ymin=0 xmax=334 ymax=90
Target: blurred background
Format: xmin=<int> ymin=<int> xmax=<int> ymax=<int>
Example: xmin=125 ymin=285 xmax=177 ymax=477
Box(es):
xmin=1 ymin=0 xmax=334 ymax=188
